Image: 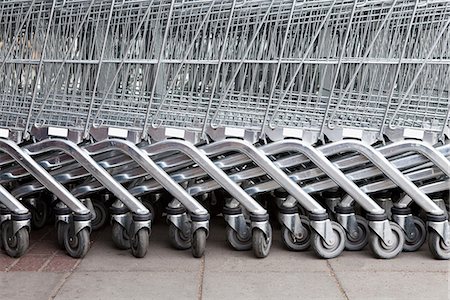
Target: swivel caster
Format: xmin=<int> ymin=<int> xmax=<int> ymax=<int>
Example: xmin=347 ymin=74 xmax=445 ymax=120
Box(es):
xmin=281 ymin=215 xmax=311 ymax=251
xmin=252 ymin=226 xmax=272 ymax=258
xmin=130 ymin=228 xmax=150 ymax=258
xmin=345 ymin=215 xmax=369 ymax=251
xmin=226 ymin=225 xmax=252 ymax=251
xmin=1 ymin=220 xmax=30 ymax=258
xmin=192 ymin=228 xmax=207 ymax=258
xmin=168 ymin=223 xmax=191 ymax=250
xmin=403 ymin=216 xmax=426 ymax=252
xmin=61 ymin=222 xmax=91 ymax=258
xmin=311 ymin=221 xmax=345 ymax=259
xmin=111 ymin=221 xmax=130 ymax=250
xmin=428 ymin=230 xmax=450 ymax=260
xmin=369 ymin=222 xmax=404 ymax=259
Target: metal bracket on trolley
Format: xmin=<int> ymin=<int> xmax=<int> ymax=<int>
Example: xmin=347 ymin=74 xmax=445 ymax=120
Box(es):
xmin=309 ymin=219 xmax=335 ymax=246
xmin=428 ymin=221 xmax=450 ymax=246
xmin=224 ymin=213 xmax=251 ymax=240
xmin=336 ymin=213 xmax=359 ymax=239
xmin=279 ymin=212 xmax=307 ymax=239
xmin=369 ymin=220 xmax=395 ymax=246
xmin=167 ymin=212 xmax=192 ymax=237
xmin=392 ymin=214 xmax=417 ymax=242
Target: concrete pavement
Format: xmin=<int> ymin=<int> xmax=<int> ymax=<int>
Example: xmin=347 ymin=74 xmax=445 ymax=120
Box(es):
xmin=1 ymin=217 xmax=449 ymax=300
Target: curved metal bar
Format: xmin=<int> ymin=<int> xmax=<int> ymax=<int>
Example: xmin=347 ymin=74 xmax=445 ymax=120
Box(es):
xmin=0 ymin=139 xmax=89 ymax=215
xmin=321 ymin=140 xmax=445 ymax=215
xmin=204 ymin=139 xmax=383 ymax=214
xmin=397 ymin=179 xmax=450 ymax=207
xmin=376 ymin=140 xmax=450 ymax=177
xmin=0 ymin=185 xmax=29 ymax=215
xmin=85 ymin=139 xmax=208 ymax=216
xmin=140 ymin=139 xmax=267 ymax=215
xmin=340 ymin=166 xmax=445 ymax=207
xmin=25 ymin=139 xmax=149 ymax=215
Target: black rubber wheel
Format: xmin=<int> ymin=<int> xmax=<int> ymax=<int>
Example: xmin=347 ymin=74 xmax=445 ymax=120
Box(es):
xmin=226 ymin=225 xmax=252 ymax=251
xmin=1 ymin=221 xmax=29 ymax=258
xmin=130 ymin=228 xmax=149 ymax=258
xmin=345 ymin=215 xmax=369 ymax=251
xmin=311 ymin=221 xmax=346 ymax=259
xmin=428 ymin=230 xmax=450 ymax=260
xmin=63 ymin=224 xmax=90 ymax=258
xmin=403 ymin=216 xmax=427 ymax=252
xmin=30 ymin=201 xmax=48 ymax=229
xmin=281 ymin=216 xmax=311 ymax=251
xmin=168 ymin=223 xmax=191 ymax=250
xmin=369 ymin=222 xmax=404 ymax=259
xmin=56 ymin=221 xmax=66 ymax=250
xmin=111 ymin=222 xmax=130 ymax=250
xmin=91 ymin=200 xmax=109 ymax=231
xmin=192 ymin=228 xmax=207 ymax=258
xmin=252 ymin=226 xmax=272 ymax=258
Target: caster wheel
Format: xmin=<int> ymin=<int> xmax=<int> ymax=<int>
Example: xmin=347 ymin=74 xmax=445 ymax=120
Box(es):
xmin=1 ymin=221 xmax=29 ymax=258
xmin=252 ymin=226 xmax=272 ymax=258
xmin=111 ymin=222 xmax=130 ymax=250
xmin=428 ymin=230 xmax=450 ymax=260
xmin=91 ymin=200 xmax=109 ymax=231
xmin=226 ymin=225 xmax=252 ymax=251
xmin=63 ymin=223 xmax=90 ymax=258
xmin=30 ymin=201 xmax=48 ymax=229
xmin=130 ymin=228 xmax=149 ymax=258
xmin=403 ymin=216 xmax=426 ymax=252
xmin=281 ymin=216 xmax=311 ymax=251
xmin=192 ymin=228 xmax=207 ymax=258
xmin=369 ymin=222 xmax=404 ymax=259
xmin=168 ymin=223 xmax=191 ymax=250
xmin=312 ymin=221 xmax=345 ymax=259
xmin=345 ymin=215 xmax=369 ymax=251
xmin=56 ymin=221 xmax=66 ymax=249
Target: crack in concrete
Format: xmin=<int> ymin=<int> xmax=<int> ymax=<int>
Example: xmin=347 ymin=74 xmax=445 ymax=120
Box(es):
xmin=198 ymin=256 xmax=206 ymax=300
xmin=48 ymin=259 xmax=81 ymax=300
xmin=327 ymin=260 xmax=349 ymax=300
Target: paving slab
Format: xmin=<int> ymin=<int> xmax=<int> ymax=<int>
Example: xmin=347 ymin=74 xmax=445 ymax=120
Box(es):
xmin=76 ymin=227 xmax=202 ymax=272
xmin=54 ymin=271 xmax=200 ymax=300
xmin=202 ymin=270 xmax=345 ymax=300
xmin=329 ymin=248 xmax=449 ymax=273
xmin=0 ymin=272 xmax=65 ymax=300
xmin=334 ymin=270 xmax=449 ymax=300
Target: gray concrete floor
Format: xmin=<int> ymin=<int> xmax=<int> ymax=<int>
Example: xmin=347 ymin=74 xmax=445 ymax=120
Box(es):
xmin=1 ymin=217 xmax=449 ymax=300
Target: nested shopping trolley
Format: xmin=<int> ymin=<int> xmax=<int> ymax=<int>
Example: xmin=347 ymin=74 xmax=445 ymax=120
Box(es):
xmin=0 ymin=0 xmax=449 ymax=260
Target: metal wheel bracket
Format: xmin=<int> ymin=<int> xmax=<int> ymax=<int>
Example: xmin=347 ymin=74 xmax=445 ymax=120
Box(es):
xmin=310 ymin=219 xmax=335 ymax=246
xmin=167 ymin=213 xmax=191 ymax=237
xmin=55 ymin=214 xmax=71 ymax=225
xmin=0 ymin=213 xmax=11 ymax=227
xmin=192 ymin=221 xmax=210 ymax=238
xmin=392 ymin=214 xmax=417 ymax=241
xmin=74 ymin=220 xmax=92 ymax=235
xmin=427 ymin=221 xmax=450 ymax=246
xmin=336 ymin=213 xmax=359 ymax=238
xmin=12 ymin=219 xmax=31 ymax=235
xmin=111 ymin=213 xmax=131 ymax=231
xmin=251 ymin=220 xmax=271 ymax=239
xmin=224 ymin=213 xmax=250 ymax=240
xmin=278 ymin=213 xmax=307 ymax=239
xmin=369 ymin=220 xmax=395 ymax=246
xmin=130 ymin=219 xmax=151 ymax=236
